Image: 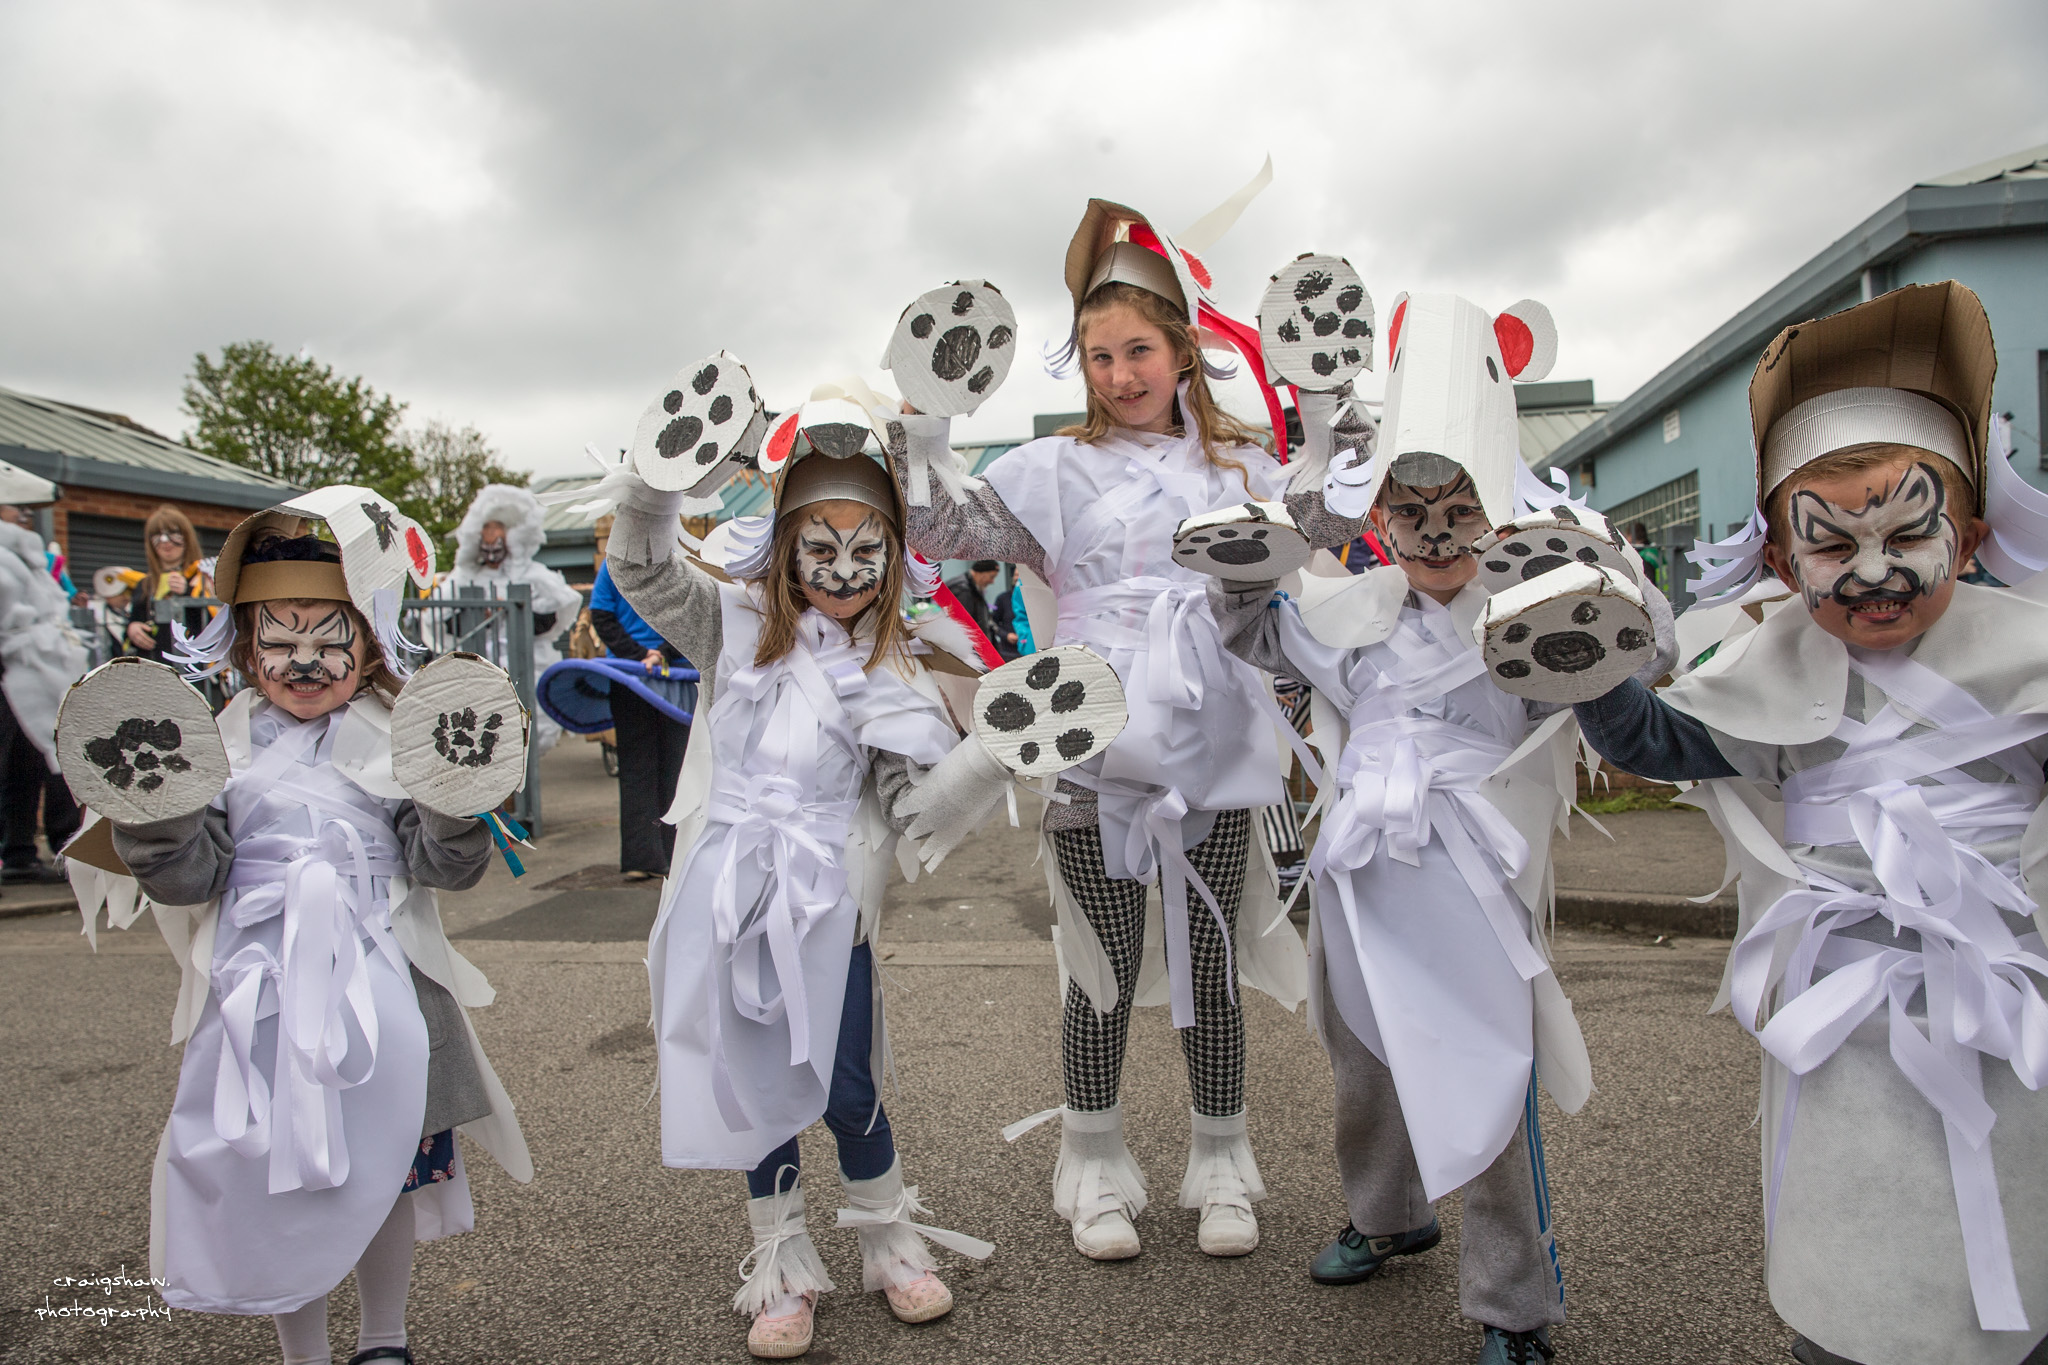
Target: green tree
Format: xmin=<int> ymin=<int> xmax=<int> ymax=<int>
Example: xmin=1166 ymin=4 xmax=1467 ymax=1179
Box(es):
xmin=181 ymin=341 xmax=417 ymax=498
xmin=402 ymin=420 xmax=529 ymax=559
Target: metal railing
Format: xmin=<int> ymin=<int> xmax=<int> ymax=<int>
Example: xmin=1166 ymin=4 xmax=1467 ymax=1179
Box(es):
xmin=151 ymin=585 xmax=549 ymax=836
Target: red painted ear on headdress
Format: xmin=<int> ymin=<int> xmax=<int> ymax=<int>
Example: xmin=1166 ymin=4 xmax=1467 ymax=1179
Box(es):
xmin=1386 ymin=294 xmax=1410 ymax=368
xmin=1493 ymin=300 xmax=1557 ymax=382
xmin=1126 ymin=222 xmax=1214 ymax=291
xmin=760 ymin=411 xmax=802 ymax=473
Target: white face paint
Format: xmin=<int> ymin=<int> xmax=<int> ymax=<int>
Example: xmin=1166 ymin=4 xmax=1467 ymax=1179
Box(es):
xmin=1783 ymin=460 xmax=1958 ymax=611
xmin=795 ymin=506 xmax=889 ymax=620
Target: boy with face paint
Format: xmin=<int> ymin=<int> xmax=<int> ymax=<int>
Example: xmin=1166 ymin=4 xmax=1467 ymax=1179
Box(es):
xmin=1572 ymin=283 xmax=2048 ymax=1365
xmin=603 ymin=403 xmax=995 ymax=1360
xmin=1208 ymin=292 xmax=1679 ymax=1365
xmin=88 ymin=496 xmax=534 ymax=1365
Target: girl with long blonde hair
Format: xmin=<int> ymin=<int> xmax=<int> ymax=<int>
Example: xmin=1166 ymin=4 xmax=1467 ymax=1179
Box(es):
xmin=885 ymin=194 xmax=1366 ymax=1263
xmin=603 ymin=402 xmax=994 ymax=1360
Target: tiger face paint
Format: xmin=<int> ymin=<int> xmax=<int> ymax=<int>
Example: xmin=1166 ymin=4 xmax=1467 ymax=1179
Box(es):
xmin=253 ymin=599 xmax=366 ymax=719
xmin=1767 ymin=456 xmax=1977 ymax=652
xmin=795 ymin=505 xmax=889 ymax=621
xmin=1371 ymin=470 xmax=1488 ymax=604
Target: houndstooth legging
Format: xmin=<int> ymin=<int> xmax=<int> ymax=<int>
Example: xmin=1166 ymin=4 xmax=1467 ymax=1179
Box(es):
xmin=1054 ymin=808 xmax=1252 ymax=1118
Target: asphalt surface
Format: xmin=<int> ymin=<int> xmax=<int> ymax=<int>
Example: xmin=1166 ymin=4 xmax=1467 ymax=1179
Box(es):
xmin=0 ymin=739 xmax=1794 ymax=1364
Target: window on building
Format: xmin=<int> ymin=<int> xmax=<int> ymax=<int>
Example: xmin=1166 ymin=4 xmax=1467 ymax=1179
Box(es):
xmin=1602 ymin=471 xmax=1699 ymax=591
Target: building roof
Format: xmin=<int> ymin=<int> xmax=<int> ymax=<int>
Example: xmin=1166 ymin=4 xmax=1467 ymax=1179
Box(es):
xmin=1546 ymin=144 xmax=2048 ymax=473
xmin=0 ymin=384 xmax=300 ymax=509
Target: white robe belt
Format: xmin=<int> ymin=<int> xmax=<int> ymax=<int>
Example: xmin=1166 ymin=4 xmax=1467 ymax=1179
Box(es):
xmin=215 ymin=799 xmax=409 ymax=1194
xmin=1313 ymin=721 xmax=1549 ymax=984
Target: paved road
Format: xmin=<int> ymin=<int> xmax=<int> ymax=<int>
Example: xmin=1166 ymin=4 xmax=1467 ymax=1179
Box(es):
xmin=0 ymin=741 xmax=1793 ymax=1364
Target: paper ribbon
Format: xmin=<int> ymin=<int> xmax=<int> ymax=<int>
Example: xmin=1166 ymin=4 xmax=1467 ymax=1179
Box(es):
xmin=1980 ymin=413 xmax=2048 ymax=587
xmin=834 ymin=1184 xmax=996 ymax=1261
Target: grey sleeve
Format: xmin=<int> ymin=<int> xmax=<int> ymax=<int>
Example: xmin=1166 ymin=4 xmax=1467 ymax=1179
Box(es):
xmin=871 ymin=750 xmax=923 ymax=835
xmin=111 ymin=808 xmax=235 ymax=906
xmin=1283 ymin=488 xmax=1369 ymax=554
xmin=606 ymin=552 xmax=725 ymax=696
xmin=1283 ymin=387 xmax=1372 ymax=550
xmin=884 ymin=417 xmax=1048 ymax=574
xmin=1206 ymin=580 xmax=1315 ymax=688
xmin=1572 ymin=679 xmax=1739 ymax=782
xmin=397 ymin=804 xmax=495 ymax=891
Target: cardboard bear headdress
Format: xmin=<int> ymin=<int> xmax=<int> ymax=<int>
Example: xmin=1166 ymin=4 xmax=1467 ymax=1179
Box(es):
xmin=1055 ymin=159 xmax=1294 ymax=456
xmin=1749 ymin=280 xmax=1994 ymax=509
xmin=1325 ymin=292 xmax=1557 ymax=529
xmin=717 ymin=389 xmax=939 ymax=598
xmin=170 ymin=485 xmax=437 ymax=680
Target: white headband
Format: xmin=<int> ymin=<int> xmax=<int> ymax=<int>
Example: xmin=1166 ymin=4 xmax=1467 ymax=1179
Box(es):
xmin=1761 ymin=386 xmax=1969 ymax=495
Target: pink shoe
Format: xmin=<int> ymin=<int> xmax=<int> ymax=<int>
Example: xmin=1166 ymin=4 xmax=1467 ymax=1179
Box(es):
xmin=882 ymin=1271 xmax=954 ymax=1324
xmin=746 ymin=1294 xmax=814 ymax=1358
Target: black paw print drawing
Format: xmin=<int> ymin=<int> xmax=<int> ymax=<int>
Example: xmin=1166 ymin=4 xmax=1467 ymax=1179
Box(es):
xmin=982 ymin=653 xmax=1094 ymax=767
xmin=361 ymin=502 xmax=398 ymax=552
xmin=84 ymin=718 xmax=191 ymax=793
xmin=433 ymin=708 xmax=504 ymax=769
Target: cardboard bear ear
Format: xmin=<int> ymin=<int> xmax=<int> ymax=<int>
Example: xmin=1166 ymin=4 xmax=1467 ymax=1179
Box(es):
xmin=1494 ymin=299 xmax=1557 ymax=382
xmin=759 ymin=411 xmax=803 ymax=474
xmin=1385 ymin=292 xmax=1411 ymax=370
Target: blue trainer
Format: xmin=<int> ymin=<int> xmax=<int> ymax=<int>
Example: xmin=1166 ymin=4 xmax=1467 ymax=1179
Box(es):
xmin=1477 ymin=1326 xmax=1553 ymax=1364
xmin=1307 ymin=1217 xmax=1442 ymax=1284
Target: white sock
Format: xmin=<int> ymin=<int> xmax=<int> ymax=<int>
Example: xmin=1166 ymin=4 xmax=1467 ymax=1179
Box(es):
xmin=353 ymin=1194 xmax=416 ymax=1355
xmin=764 ymin=1292 xmax=805 ymax=1318
xmin=273 ymin=1295 xmax=331 ymax=1365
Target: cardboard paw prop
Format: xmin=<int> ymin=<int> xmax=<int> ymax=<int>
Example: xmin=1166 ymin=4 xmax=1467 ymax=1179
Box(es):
xmin=973 ymin=646 xmax=1126 ymax=776
xmin=1474 ymin=505 xmax=1640 ymax=595
xmin=1259 ymin=254 xmax=1374 ymax=391
xmin=1172 ymin=502 xmax=1313 ymax=580
xmin=884 ymin=281 xmax=1018 ymax=418
xmin=57 ymin=658 xmax=229 ymax=825
xmin=391 ymin=653 xmax=530 ymax=817
xmin=1477 ymin=563 xmax=1655 ymax=703
xmin=629 ymin=351 xmax=769 ymax=496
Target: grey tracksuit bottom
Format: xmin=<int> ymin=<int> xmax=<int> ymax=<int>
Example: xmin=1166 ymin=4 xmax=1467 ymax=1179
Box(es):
xmin=1323 ymin=975 xmax=1567 ymax=1334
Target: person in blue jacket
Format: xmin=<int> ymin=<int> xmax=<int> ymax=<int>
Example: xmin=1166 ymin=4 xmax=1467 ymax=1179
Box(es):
xmin=588 ymin=559 xmax=691 ymax=879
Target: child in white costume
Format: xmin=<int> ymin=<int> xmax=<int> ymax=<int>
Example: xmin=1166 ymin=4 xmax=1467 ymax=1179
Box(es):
xmin=439 ymin=483 xmax=585 ymax=754
xmin=1575 ymin=282 xmax=2048 ymax=1365
xmin=73 ymin=488 xmax=531 ymax=1365
xmin=604 ymin=401 xmax=993 ymax=1360
xmin=1210 ymin=293 xmax=1676 ymax=1365
xmin=889 ymin=192 xmax=1363 ymax=1262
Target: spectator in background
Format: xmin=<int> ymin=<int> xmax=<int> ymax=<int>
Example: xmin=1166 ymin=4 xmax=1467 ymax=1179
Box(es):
xmin=588 ymin=559 xmax=692 ymax=881
xmin=1628 ymin=521 xmax=1665 ymax=589
xmin=1009 ymin=577 xmax=1035 ymax=655
xmin=943 ymin=559 xmax=1004 ymax=652
xmin=124 ymin=505 xmax=212 ymax=662
xmin=90 ymin=566 xmax=143 ymax=665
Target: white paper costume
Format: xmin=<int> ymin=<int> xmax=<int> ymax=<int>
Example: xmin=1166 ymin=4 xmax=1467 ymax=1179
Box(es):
xmin=601 ymin=391 xmax=993 ymax=1333
xmin=0 ymin=517 xmax=90 ymax=769
xmin=441 ymin=484 xmax=584 ymax=753
xmin=66 ymin=486 xmax=532 ymax=1320
xmin=1210 ymin=290 xmax=1678 ymax=1341
xmin=890 ymin=182 xmax=1366 ymax=1262
xmin=1618 ymin=284 xmax=2048 ymax=1365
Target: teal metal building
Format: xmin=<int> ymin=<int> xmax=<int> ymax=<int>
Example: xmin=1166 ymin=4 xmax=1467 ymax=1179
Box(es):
xmin=1548 ymin=144 xmax=2048 ymax=595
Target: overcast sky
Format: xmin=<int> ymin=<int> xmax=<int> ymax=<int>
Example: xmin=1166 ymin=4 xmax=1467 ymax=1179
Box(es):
xmin=5 ymin=0 xmax=2046 ymax=480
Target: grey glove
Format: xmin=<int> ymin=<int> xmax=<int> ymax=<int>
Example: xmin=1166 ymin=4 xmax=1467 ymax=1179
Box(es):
xmin=895 ymin=735 xmax=1014 ymax=872
xmin=609 ymin=477 xmax=692 ymax=567
xmin=886 ymin=412 xmax=983 ymax=507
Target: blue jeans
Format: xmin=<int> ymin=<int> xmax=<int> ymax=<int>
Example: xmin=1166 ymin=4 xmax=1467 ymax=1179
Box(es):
xmin=745 ymin=941 xmax=895 ymax=1197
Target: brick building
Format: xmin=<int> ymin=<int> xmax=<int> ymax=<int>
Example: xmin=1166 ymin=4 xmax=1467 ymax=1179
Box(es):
xmin=0 ymin=384 xmax=298 ymax=584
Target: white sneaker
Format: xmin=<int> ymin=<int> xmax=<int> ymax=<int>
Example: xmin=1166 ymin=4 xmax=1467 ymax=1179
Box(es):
xmin=1197 ymin=1199 xmax=1259 ymax=1256
xmin=1072 ymin=1207 xmax=1141 ymax=1260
